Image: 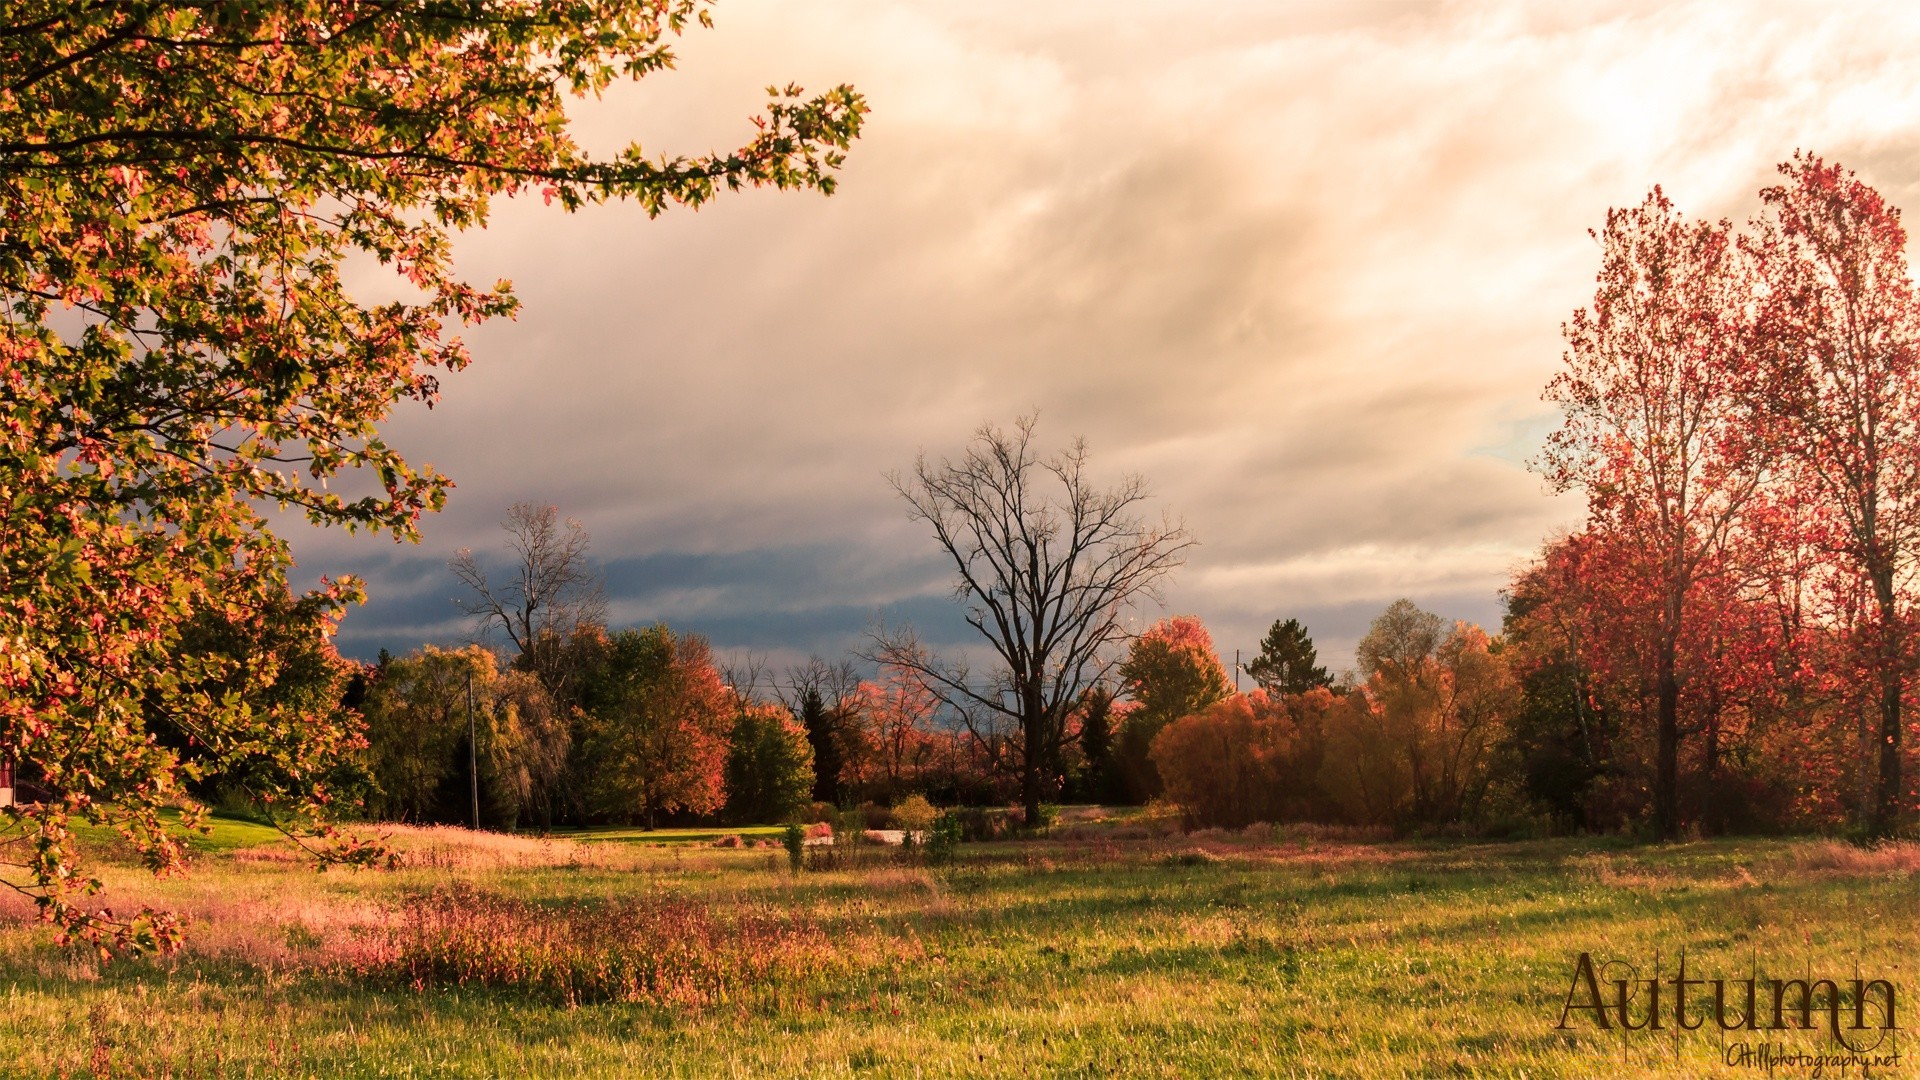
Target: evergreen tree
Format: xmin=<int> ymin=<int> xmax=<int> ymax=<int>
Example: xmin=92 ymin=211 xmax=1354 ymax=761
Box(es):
xmin=1245 ymin=618 xmax=1334 ymax=695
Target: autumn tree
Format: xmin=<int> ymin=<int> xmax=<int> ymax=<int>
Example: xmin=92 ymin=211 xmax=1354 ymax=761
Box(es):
xmin=0 ymin=4 xmax=862 ymax=947
xmin=1748 ymin=154 xmax=1920 ymax=835
xmin=1114 ymin=615 xmax=1232 ymax=801
xmin=1537 ymin=189 xmax=1763 ymax=840
xmin=872 ymin=416 xmax=1193 ymax=826
xmin=1319 ymin=603 xmax=1517 ymax=827
xmin=842 ymin=665 xmax=943 ymax=805
xmin=1245 ymin=618 xmax=1333 ymax=696
xmin=1149 ymin=691 xmax=1298 ymax=829
xmin=576 ymin=625 xmax=733 ymax=829
xmin=450 ymin=503 xmax=606 ymax=701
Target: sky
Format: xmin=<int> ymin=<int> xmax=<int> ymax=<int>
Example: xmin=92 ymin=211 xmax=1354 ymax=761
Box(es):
xmin=291 ymin=0 xmax=1920 ymax=678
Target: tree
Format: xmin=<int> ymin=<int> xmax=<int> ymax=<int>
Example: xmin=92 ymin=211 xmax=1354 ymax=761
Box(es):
xmin=1245 ymin=618 xmax=1332 ymax=696
xmin=871 ymin=416 xmax=1194 ymax=826
xmin=1114 ymin=615 xmax=1233 ymax=801
xmin=782 ymin=656 xmax=863 ymax=806
xmin=1150 ymin=691 xmax=1298 ymax=829
xmin=577 ymin=625 xmax=733 ymax=829
xmin=358 ymin=645 xmax=565 ymax=829
xmin=1537 ymin=189 xmax=1763 ymax=840
xmin=842 ymin=666 xmax=943 ymax=805
xmin=1749 ymin=154 xmax=1920 ymax=835
xmin=723 ymin=703 xmax=814 ymax=826
xmin=0 ymin=4 xmax=862 ymax=948
xmin=1320 ymin=604 xmax=1517 ymax=827
xmin=450 ymin=503 xmax=607 ymax=700
xmin=1073 ymin=685 xmax=1121 ymax=804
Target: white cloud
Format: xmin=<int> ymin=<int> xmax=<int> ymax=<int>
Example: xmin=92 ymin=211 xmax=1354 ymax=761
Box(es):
xmin=295 ymin=0 xmax=1920 ymax=668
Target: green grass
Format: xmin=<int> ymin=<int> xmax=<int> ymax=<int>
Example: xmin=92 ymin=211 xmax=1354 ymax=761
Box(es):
xmin=0 ymin=825 xmax=1913 ymax=1077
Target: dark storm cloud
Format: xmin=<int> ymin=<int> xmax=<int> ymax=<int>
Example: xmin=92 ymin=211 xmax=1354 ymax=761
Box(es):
xmin=294 ymin=0 xmax=1920 ymax=671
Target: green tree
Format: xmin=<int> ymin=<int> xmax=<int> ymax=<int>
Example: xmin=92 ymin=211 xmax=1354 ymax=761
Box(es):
xmin=723 ymin=703 xmax=816 ymax=826
xmin=1245 ymin=618 xmax=1333 ymax=696
xmin=0 ymin=3 xmax=861 ymax=949
xmin=577 ymin=626 xmax=733 ymax=829
xmin=359 ymin=645 xmax=564 ymax=829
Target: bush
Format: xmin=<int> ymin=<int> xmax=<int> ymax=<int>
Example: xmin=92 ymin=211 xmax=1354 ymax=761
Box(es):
xmin=782 ymin=824 xmax=805 ymax=871
xmin=892 ymin=795 xmax=937 ymax=835
xmin=954 ymin=807 xmax=1012 ymax=842
xmin=857 ymin=801 xmax=892 ymax=830
xmin=926 ymin=811 xmax=962 ymax=865
xmin=803 ymin=801 xmax=837 ymax=824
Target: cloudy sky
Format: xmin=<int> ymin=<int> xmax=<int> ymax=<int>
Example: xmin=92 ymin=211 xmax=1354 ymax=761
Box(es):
xmin=291 ymin=0 xmax=1920 ymax=677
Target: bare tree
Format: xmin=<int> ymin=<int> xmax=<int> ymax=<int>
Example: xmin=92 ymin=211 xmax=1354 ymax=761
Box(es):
xmin=720 ymin=651 xmax=772 ymax=709
xmin=450 ymin=503 xmax=607 ymax=699
xmin=870 ymin=416 xmax=1194 ymax=825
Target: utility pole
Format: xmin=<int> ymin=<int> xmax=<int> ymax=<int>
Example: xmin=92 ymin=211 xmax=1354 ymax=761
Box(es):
xmin=467 ymin=670 xmax=480 ymax=831
xmin=1234 ymin=649 xmax=1241 ymax=693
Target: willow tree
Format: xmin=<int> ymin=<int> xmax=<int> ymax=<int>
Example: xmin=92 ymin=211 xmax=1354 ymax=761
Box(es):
xmin=873 ymin=416 xmax=1193 ymax=826
xmin=0 ymin=2 xmax=862 ymax=950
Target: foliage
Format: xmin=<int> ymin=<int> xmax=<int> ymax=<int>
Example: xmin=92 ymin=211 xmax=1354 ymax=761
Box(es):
xmin=576 ymin=625 xmax=733 ymax=829
xmin=1523 ymin=155 xmax=1920 ymax=836
xmin=891 ymin=794 xmax=938 ymax=835
xmin=782 ymin=823 xmax=806 ymax=872
xmin=1747 ymin=154 xmax=1920 ymax=835
xmin=1149 ymin=692 xmax=1299 ymax=829
xmin=1115 ymin=616 xmax=1233 ymax=802
xmin=1318 ymin=605 xmax=1518 ymax=828
xmin=1537 ymin=187 xmax=1762 ymax=839
xmin=925 ymin=811 xmax=963 ymax=865
xmin=1244 ymin=618 xmax=1333 ymax=696
xmin=0 ymin=2 xmax=861 ymax=950
xmin=723 ymin=703 xmax=815 ymax=826
xmin=359 ymin=645 xmax=565 ymax=830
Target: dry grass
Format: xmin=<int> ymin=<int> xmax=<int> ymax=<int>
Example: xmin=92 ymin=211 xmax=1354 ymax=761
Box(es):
xmin=338 ymin=883 xmax=844 ymax=1008
xmin=1771 ymin=837 xmax=1920 ymax=877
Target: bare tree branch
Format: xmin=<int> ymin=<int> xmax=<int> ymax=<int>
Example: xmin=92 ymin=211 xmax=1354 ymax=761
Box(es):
xmin=868 ymin=414 xmax=1194 ymax=823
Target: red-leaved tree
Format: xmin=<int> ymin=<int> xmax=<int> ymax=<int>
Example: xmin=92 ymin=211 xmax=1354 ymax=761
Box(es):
xmin=1538 ymin=188 xmax=1766 ymax=839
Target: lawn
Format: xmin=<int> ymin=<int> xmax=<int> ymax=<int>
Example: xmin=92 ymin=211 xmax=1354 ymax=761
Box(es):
xmin=0 ymin=818 xmax=1913 ymax=1078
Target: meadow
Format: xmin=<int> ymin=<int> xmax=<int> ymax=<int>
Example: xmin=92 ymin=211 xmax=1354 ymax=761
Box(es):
xmin=0 ymin=814 xmax=1913 ymax=1078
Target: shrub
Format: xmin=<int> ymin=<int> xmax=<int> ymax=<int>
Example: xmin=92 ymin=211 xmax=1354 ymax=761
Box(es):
xmin=782 ymin=824 xmax=806 ymax=872
xmin=954 ymin=807 xmax=1011 ymax=842
xmin=892 ymin=795 xmax=937 ymax=835
xmin=926 ymin=812 xmax=962 ymax=865
xmin=1150 ymin=693 xmax=1298 ymax=829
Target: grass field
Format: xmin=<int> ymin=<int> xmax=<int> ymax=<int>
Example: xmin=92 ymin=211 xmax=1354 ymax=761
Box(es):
xmin=0 ymin=816 xmax=1913 ymax=1078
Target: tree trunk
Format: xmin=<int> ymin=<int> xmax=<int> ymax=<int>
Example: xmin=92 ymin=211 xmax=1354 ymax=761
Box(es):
xmin=1655 ymin=648 xmax=1681 ymax=842
xmin=1872 ymin=566 xmax=1904 ymax=837
xmin=1022 ymin=685 xmax=1045 ymax=829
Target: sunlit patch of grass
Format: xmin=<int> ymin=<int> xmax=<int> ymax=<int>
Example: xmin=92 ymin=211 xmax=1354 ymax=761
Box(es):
xmin=0 ymin=832 xmax=1913 ymax=1076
